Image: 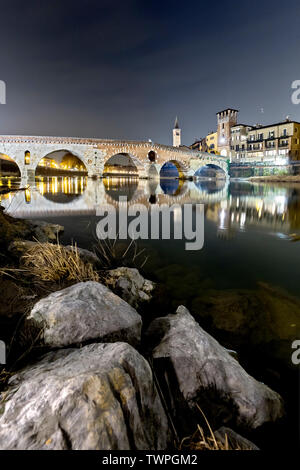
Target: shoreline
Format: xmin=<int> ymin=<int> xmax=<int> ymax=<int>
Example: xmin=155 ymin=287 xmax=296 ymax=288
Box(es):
xmin=248 ymin=174 xmax=300 ymax=183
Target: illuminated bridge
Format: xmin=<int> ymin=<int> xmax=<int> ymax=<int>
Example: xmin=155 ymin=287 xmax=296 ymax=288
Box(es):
xmin=0 ymin=135 xmax=228 ymax=182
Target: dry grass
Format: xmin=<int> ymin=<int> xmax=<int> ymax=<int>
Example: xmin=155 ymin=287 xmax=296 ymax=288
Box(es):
xmin=94 ymin=237 xmax=148 ymax=270
xmin=20 ymin=241 xmax=99 ymax=284
xmin=178 ymin=405 xmax=250 ymax=451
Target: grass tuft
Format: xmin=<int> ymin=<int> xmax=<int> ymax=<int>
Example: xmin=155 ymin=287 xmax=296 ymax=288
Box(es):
xmin=94 ymin=236 xmax=148 ymax=270
xmin=178 ymin=405 xmax=252 ymax=451
xmin=20 ymin=241 xmax=99 ymax=284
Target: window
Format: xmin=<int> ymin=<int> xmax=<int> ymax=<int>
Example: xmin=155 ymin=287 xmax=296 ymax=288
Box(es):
xmin=24 ymin=150 xmax=30 ymax=165
xmin=283 ymin=128 xmax=287 ymax=137
xmin=269 ymin=131 xmax=275 ymax=138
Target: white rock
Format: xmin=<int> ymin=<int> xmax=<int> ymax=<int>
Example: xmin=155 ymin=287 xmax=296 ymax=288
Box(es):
xmin=27 ymin=281 xmax=142 ymax=348
xmin=0 ymin=343 xmax=171 ymax=450
xmin=147 ymin=305 xmax=284 ymax=430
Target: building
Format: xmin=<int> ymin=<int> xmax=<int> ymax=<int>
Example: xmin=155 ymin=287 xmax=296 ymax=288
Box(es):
xmin=245 ymin=119 xmax=300 ymax=163
xmin=173 ymin=117 xmax=181 ymax=147
xmin=216 ymin=108 xmax=238 ymax=157
xmin=230 ymin=124 xmax=253 ymax=161
xmin=206 ymin=131 xmax=219 ymax=154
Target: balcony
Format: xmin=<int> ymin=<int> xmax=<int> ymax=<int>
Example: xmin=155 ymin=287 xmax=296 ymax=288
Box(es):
xmin=247 ymin=137 xmax=263 ymax=143
xmin=278 ymin=142 xmax=289 ymax=148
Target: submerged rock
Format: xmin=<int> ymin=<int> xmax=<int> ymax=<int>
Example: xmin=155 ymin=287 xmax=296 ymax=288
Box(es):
xmin=106 ymin=267 xmax=155 ymax=308
xmin=65 ymin=245 xmax=99 ymax=266
xmin=28 ymin=219 xmax=64 ymax=242
xmin=191 ymin=283 xmax=300 ymax=350
xmin=25 ymin=281 xmax=142 ymax=348
xmin=8 ymin=239 xmax=37 ymax=258
xmin=146 ymin=305 xmax=284 ymax=431
xmin=0 ymin=343 xmax=171 ymax=450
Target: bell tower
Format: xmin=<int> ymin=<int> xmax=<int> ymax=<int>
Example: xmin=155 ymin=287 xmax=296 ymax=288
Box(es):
xmin=173 ymin=116 xmax=181 ymax=147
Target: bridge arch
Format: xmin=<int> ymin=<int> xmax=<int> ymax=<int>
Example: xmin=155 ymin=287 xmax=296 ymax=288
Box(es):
xmin=194 ymin=163 xmax=227 ymax=179
xmin=0 ymin=152 xmax=21 ymax=177
xmin=160 ymin=159 xmax=187 ymax=179
xmin=103 ymin=152 xmax=146 ymax=178
xmin=35 ymin=149 xmax=88 ymax=175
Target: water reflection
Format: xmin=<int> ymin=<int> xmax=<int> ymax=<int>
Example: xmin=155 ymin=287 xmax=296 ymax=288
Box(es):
xmin=160 ymin=178 xmax=180 ymax=195
xmin=2 ymin=177 xmax=300 ymax=237
xmin=36 ymin=176 xmax=87 ymax=201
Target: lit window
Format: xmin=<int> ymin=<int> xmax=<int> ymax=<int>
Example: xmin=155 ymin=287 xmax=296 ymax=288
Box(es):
xmin=24 ymin=150 xmax=30 ymax=165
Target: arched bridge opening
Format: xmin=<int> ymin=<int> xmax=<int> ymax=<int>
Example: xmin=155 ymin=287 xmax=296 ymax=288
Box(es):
xmin=35 ymin=150 xmax=88 ymax=177
xmin=0 ymin=153 xmax=21 ymax=178
xmin=160 ymin=160 xmax=186 ymax=179
xmin=103 ymin=153 xmax=140 ymax=178
xmin=194 ymin=163 xmax=226 ymax=180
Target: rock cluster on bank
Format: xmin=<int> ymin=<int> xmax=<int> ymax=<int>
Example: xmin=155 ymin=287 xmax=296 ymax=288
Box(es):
xmin=0 ymin=275 xmax=285 ymax=450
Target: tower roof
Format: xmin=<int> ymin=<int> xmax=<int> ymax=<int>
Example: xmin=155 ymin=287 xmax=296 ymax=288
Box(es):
xmin=174 ymin=116 xmax=179 ymax=129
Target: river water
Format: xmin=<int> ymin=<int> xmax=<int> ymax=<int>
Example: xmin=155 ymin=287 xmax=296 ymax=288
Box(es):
xmin=1 ymin=175 xmax=300 ymax=447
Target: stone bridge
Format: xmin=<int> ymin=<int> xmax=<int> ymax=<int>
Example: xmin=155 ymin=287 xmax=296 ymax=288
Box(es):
xmin=0 ymin=135 xmax=228 ymax=182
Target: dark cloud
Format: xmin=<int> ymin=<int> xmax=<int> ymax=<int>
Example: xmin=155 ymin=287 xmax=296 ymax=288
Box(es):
xmin=1 ymin=0 xmax=300 ymax=145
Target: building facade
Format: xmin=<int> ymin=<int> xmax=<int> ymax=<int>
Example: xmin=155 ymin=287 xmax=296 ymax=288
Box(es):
xmin=230 ymin=119 xmax=300 ymax=163
xmin=230 ymin=124 xmax=253 ymax=161
xmin=206 ymin=131 xmax=219 ymax=154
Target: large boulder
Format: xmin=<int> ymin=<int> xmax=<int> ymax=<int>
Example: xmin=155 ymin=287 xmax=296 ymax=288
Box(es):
xmin=106 ymin=267 xmax=155 ymax=308
xmin=146 ymin=305 xmax=284 ymax=431
xmin=25 ymin=281 xmax=142 ymax=348
xmin=0 ymin=343 xmax=171 ymax=450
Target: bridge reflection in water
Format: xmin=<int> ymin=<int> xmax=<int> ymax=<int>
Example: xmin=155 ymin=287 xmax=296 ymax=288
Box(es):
xmin=1 ymin=176 xmax=300 ymax=236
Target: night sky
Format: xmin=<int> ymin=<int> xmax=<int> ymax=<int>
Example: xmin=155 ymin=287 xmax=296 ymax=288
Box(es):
xmin=1 ymin=0 xmax=300 ymax=145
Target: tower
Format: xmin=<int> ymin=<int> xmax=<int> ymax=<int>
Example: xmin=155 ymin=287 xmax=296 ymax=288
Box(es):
xmin=173 ymin=116 xmax=181 ymax=147
xmin=216 ymin=108 xmax=238 ymax=157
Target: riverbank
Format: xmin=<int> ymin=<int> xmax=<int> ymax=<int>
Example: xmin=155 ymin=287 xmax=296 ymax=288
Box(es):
xmin=0 ymin=205 xmax=294 ymax=450
xmin=249 ymin=174 xmax=300 ymax=183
